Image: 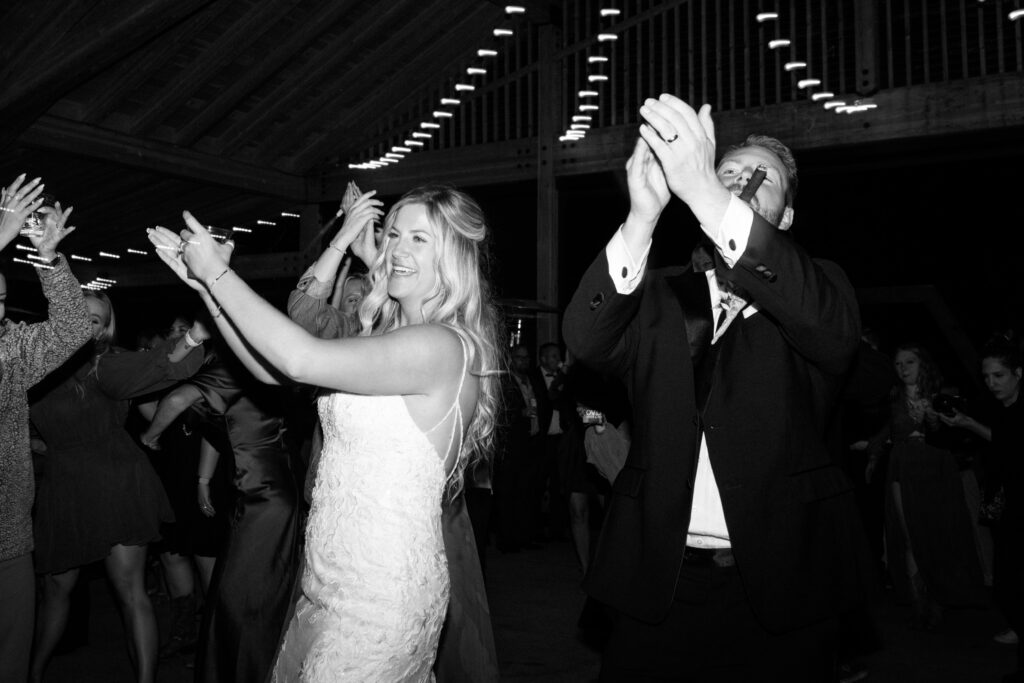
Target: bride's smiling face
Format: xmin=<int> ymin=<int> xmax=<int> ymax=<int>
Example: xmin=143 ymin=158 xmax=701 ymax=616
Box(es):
xmin=385 ymin=203 xmax=438 ymax=321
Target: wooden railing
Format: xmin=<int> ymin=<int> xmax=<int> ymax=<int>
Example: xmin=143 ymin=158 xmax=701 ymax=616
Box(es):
xmin=344 ymin=0 xmax=1022 ymax=167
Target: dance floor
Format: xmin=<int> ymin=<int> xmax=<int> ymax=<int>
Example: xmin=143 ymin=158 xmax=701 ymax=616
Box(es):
xmin=40 ymin=537 xmax=1015 ymax=682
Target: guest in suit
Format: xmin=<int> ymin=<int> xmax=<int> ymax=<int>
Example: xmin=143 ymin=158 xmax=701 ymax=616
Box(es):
xmin=563 ymin=94 xmax=864 ymax=681
xmin=532 ymin=342 xmax=570 ymax=541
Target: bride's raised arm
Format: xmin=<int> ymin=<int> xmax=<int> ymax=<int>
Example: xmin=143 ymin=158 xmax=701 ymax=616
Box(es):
xmin=147 ymin=213 xmax=462 ymax=397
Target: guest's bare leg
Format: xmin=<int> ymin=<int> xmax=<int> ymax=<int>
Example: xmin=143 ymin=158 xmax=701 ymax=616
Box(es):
xmin=569 ymin=492 xmax=591 ymax=573
xmin=105 ymin=544 xmax=157 ymax=683
xmin=29 ymin=567 xmax=80 ymax=683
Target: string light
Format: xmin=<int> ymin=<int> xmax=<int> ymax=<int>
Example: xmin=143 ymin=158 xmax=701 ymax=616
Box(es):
xmin=256 ymin=219 xmax=277 ymax=226
xmin=126 ymin=248 xmax=148 ymax=255
xmin=98 ymin=251 xmax=120 ymax=259
xmin=768 ymin=39 xmax=791 ymax=49
xmin=756 ymin=12 xmax=779 ymax=22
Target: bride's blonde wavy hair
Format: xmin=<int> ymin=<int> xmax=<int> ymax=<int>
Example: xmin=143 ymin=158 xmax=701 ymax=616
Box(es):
xmin=358 ymin=185 xmax=503 ymax=498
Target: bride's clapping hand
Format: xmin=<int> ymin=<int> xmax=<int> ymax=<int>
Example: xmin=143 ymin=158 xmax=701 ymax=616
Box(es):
xmin=147 ymin=211 xmax=234 ymax=291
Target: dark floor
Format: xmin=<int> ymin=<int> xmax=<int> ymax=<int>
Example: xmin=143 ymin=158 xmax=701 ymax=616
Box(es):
xmin=40 ymin=538 xmax=1016 ymax=682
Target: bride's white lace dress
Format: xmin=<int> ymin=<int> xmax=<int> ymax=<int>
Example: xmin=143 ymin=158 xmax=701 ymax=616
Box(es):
xmin=271 ymin=381 xmax=463 ymax=682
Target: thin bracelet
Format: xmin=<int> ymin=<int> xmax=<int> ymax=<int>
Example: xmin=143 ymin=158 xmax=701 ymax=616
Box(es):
xmin=198 ymin=476 xmax=211 ymax=485
xmin=329 ymin=243 xmax=346 ymax=256
xmin=184 ymin=329 xmax=203 ymax=348
xmin=208 ymin=267 xmax=231 ymax=291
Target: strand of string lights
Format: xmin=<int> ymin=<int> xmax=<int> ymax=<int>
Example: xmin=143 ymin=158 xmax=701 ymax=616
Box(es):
xmin=559 ymin=6 xmax=621 ymax=143
xmin=756 ymin=10 xmax=877 ymax=115
xmin=9 ymin=208 xmax=306 ymax=288
xmin=346 ymin=5 xmax=528 ymax=171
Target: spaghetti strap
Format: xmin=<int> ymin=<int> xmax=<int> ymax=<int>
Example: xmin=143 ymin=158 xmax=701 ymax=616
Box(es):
xmin=424 ymin=333 xmax=469 ymax=477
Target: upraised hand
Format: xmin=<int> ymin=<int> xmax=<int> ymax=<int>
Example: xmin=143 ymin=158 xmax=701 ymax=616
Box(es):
xmin=625 ymin=137 xmax=671 ymax=227
xmin=147 ymin=211 xmax=234 ymax=291
xmin=0 ymin=174 xmax=46 ymax=251
xmin=28 ymin=203 xmax=75 ymax=261
xmin=637 ymin=95 xmax=730 ymax=227
xmin=331 ymin=190 xmax=383 ymax=262
xmin=338 ymin=180 xmax=362 ymax=216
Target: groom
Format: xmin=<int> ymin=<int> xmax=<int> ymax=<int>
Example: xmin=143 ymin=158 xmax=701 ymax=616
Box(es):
xmin=563 ymin=94 xmax=866 ymax=680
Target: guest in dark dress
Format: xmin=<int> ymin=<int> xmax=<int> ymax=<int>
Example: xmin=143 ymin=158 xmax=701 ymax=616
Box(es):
xmin=867 ymin=343 xmax=986 ymax=630
xmin=28 ymin=292 xmax=207 ymax=683
xmin=181 ymin=349 xmax=301 ymax=683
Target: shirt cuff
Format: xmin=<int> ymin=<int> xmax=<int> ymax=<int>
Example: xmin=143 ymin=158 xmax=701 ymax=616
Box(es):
xmin=701 ymin=195 xmax=752 ymax=268
xmin=605 ymin=226 xmax=651 ymax=295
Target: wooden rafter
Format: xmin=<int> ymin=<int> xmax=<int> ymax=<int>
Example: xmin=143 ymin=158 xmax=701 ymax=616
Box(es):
xmin=280 ymin=2 xmax=504 ymax=170
xmin=128 ymin=0 xmax=306 ymax=137
xmin=0 ymin=0 xmax=217 ymax=147
xmin=172 ymin=0 xmax=363 ymax=147
xmin=211 ymin=0 xmax=425 ymax=159
xmin=79 ymin=2 xmax=235 ymax=124
xmin=21 ymin=115 xmax=306 ymax=199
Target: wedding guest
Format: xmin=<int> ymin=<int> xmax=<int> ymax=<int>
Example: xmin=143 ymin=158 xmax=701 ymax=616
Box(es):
xmin=148 ymin=183 xmax=502 ymax=681
xmin=867 ymin=343 xmax=986 ymax=629
xmin=28 ymin=293 xmax=207 ymax=683
xmin=0 ymin=176 xmax=90 ymax=683
xmin=942 ymin=340 xmax=1024 ymax=679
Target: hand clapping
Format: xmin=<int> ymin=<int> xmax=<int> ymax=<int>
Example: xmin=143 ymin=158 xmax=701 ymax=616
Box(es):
xmin=0 ymin=174 xmax=47 ymax=251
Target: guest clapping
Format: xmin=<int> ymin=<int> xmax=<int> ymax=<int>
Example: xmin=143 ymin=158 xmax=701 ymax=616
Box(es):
xmin=0 ymin=175 xmax=90 ymax=683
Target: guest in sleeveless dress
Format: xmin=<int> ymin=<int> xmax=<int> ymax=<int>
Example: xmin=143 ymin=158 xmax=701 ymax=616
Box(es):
xmin=28 ymin=292 xmax=207 ymax=683
xmin=148 ymin=185 xmax=502 ymax=682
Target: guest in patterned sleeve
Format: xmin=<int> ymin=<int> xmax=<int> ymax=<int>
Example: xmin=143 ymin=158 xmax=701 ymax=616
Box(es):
xmin=28 ymin=293 xmax=208 ymax=683
xmin=0 ymin=175 xmax=91 ymax=683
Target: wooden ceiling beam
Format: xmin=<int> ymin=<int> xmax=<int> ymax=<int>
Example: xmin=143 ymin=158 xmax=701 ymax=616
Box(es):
xmin=0 ymin=0 xmax=216 ymax=148
xmin=212 ymin=0 xmax=425 ymax=158
xmin=80 ymin=2 xmax=233 ymax=124
xmin=129 ymin=0 xmax=306 ymax=137
xmin=281 ymin=3 xmax=503 ymax=171
xmin=173 ymin=0 xmax=363 ymax=148
xmin=20 ymin=115 xmax=308 ymax=200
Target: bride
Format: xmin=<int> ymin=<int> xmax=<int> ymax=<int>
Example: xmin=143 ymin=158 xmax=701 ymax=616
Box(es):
xmin=148 ymin=185 xmax=502 ymax=681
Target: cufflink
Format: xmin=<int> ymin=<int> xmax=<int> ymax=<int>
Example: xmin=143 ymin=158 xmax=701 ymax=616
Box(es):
xmin=589 ymin=293 xmax=605 ymax=310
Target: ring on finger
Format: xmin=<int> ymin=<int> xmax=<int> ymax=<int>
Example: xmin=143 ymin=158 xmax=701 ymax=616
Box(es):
xmin=177 ymin=241 xmax=188 ymax=257
xmin=664 ymin=133 xmax=679 ymax=143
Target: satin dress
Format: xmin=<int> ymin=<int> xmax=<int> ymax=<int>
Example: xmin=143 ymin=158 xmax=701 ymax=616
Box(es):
xmin=187 ymin=354 xmax=301 ymax=683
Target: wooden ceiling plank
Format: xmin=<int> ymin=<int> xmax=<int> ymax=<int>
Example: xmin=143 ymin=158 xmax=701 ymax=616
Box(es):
xmin=21 ymin=114 xmax=307 ymax=200
xmin=212 ymin=0 xmax=426 ymax=158
xmin=0 ymin=0 xmax=217 ymax=148
xmin=81 ymin=2 xmax=235 ymax=124
xmin=282 ymin=4 xmax=501 ymax=170
xmin=0 ymin=2 xmax=99 ymax=83
xmin=174 ymin=0 xmax=363 ymax=147
xmin=128 ymin=0 xmax=308 ymax=137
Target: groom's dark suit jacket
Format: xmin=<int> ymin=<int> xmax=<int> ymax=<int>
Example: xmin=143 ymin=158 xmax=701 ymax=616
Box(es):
xmin=563 ymin=213 xmax=868 ymax=634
